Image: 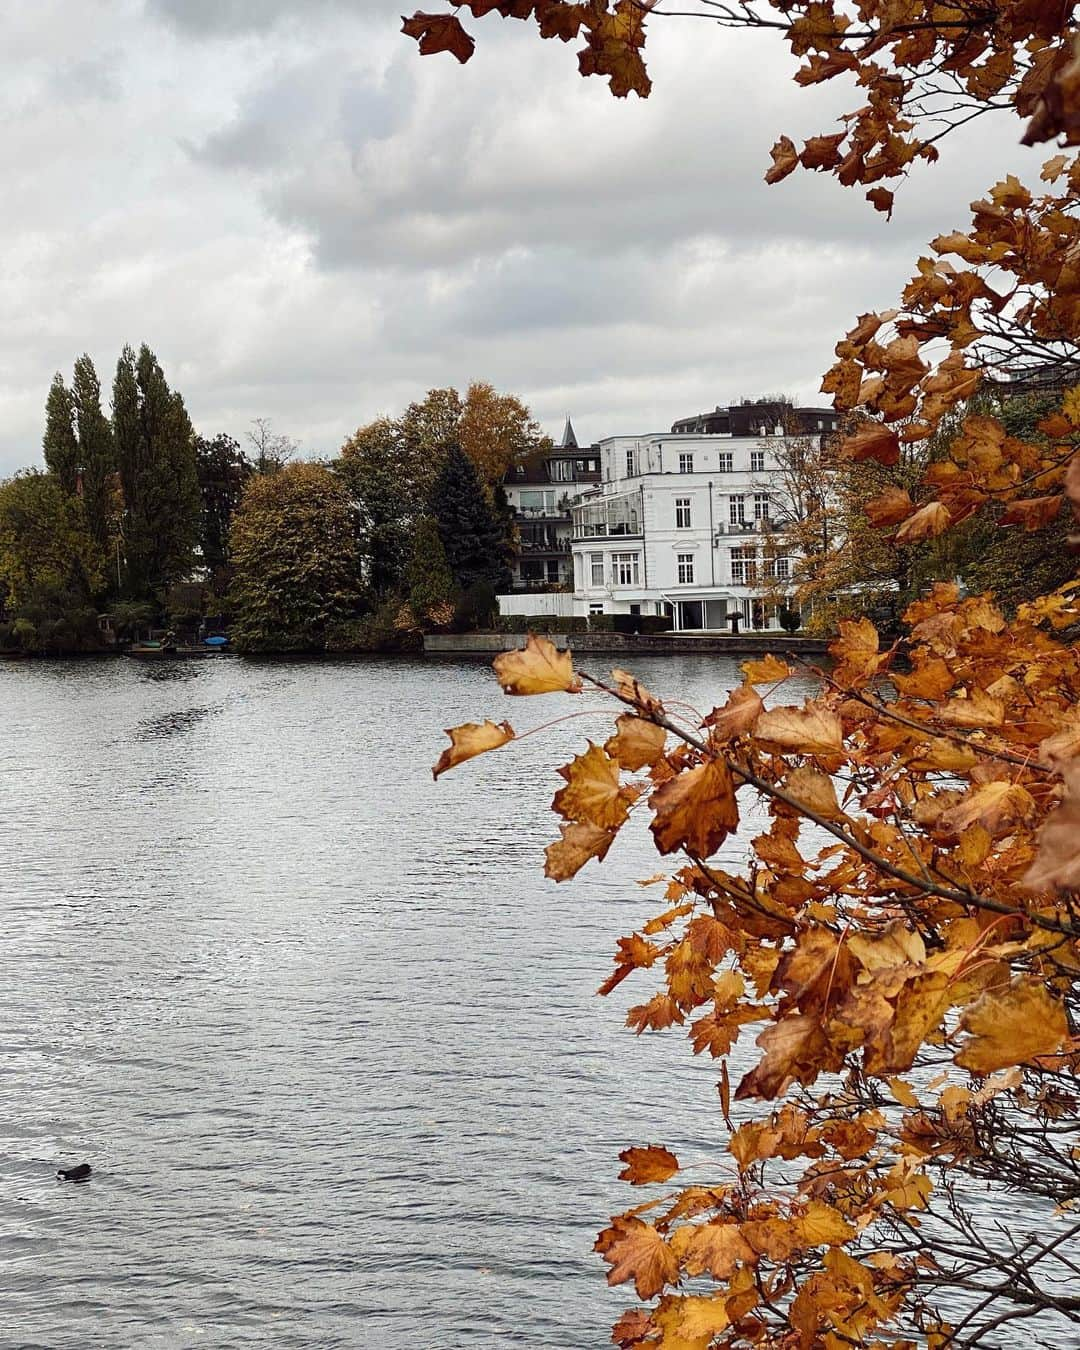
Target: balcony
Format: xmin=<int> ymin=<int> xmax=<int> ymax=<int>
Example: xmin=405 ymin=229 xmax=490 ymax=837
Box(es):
xmin=572 ymin=490 xmax=642 ymax=540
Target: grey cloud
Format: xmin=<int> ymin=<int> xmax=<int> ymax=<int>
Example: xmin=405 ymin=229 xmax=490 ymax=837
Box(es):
xmin=144 ymin=0 xmax=367 ymax=36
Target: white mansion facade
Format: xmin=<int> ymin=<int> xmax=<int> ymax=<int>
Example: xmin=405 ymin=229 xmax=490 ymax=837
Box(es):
xmin=567 ymin=402 xmax=838 ymax=631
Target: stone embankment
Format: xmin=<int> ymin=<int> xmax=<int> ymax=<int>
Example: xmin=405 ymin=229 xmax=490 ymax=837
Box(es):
xmin=424 ymin=632 xmax=830 ymax=656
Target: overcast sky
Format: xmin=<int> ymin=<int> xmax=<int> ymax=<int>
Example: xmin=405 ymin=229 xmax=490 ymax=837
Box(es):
xmin=0 ymin=0 xmax=1045 ymax=475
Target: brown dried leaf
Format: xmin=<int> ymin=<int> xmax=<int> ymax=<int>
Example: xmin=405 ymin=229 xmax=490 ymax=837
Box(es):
xmin=494 ymin=633 xmax=581 ymax=695
xmin=617 ymin=1145 xmax=680 ymax=1185
xmin=432 ymin=720 xmax=514 ymax=779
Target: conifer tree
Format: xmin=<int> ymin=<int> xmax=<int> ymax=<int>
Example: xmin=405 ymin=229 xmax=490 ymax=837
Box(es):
xmin=194 ymin=434 xmax=253 ymax=589
xmin=407 ymin=515 xmax=457 ymax=626
xmin=431 ymin=442 xmax=512 ymax=593
xmin=42 ymin=374 xmax=79 ymax=494
xmin=112 ymin=344 xmax=201 ymax=601
xmin=71 ymin=355 xmax=116 ymax=553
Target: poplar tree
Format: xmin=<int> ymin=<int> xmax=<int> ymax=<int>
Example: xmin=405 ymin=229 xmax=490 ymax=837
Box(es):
xmin=112 ymin=344 xmax=200 ymax=600
xmin=42 ymin=374 xmax=79 ymax=494
xmin=71 ymin=355 xmax=116 ymax=553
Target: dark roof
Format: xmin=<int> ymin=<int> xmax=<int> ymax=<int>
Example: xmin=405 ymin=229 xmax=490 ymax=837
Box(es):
xmin=671 ymin=401 xmax=840 ymax=436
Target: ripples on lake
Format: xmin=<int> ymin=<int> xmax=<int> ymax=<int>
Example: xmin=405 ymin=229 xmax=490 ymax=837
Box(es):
xmin=1 ymin=653 xmax=1055 ymax=1348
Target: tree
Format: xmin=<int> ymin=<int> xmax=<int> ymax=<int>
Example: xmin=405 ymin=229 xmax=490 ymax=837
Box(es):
xmin=406 ymin=514 xmax=457 ymax=627
xmin=194 ymin=433 xmax=253 ymax=589
xmin=71 ymin=354 xmax=117 ymax=553
xmin=413 ymin=1 xmax=1080 ymax=1344
xmin=247 ymin=417 xmax=298 ymax=474
xmin=336 ymin=418 xmax=420 ymax=597
xmin=42 ymin=373 xmax=79 ymax=495
xmin=228 ymin=461 xmax=363 ymax=652
xmin=431 ymin=441 xmax=513 ymax=594
xmin=0 ymin=470 xmax=105 ymax=652
xmin=399 ymin=386 xmax=464 ymax=499
xmin=112 ymin=344 xmax=201 ymax=602
xmin=459 ymin=380 xmax=551 ymax=487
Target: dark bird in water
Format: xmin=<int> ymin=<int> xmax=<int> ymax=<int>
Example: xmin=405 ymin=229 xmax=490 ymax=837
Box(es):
xmin=57 ymin=1164 xmax=92 ymax=1182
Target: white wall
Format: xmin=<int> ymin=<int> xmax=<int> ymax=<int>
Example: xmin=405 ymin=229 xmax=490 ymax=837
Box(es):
xmin=496 ymin=592 xmax=576 ymax=618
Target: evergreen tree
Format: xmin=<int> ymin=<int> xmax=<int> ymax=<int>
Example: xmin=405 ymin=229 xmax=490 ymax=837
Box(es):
xmin=71 ymin=355 xmax=116 ymax=553
xmin=431 ymin=442 xmax=512 ymax=593
xmin=194 ymin=433 xmax=253 ymax=589
xmin=43 ymin=374 xmax=79 ymax=494
xmin=335 ymin=418 xmax=418 ymax=597
xmin=112 ymin=344 xmax=201 ymax=601
xmin=406 ymin=515 xmax=457 ymax=626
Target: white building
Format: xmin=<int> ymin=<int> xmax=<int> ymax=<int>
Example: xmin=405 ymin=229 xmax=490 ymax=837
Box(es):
xmin=569 ymin=403 xmax=837 ymax=631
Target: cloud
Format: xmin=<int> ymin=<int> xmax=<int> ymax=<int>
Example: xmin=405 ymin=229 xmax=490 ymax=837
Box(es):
xmin=0 ymin=1 xmax=1055 ymax=477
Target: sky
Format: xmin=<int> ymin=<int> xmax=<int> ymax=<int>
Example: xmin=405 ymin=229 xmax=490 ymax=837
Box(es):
xmin=0 ymin=0 xmax=1049 ymax=475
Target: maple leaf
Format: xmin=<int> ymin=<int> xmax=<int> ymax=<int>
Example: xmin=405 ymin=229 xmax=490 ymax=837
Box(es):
xmin=765 ymin=135 xmax=799 ymax=184
xmin=935 ymin=781 xmax=1037 ymax=837
xmin=956 ymin=978 xmax=1070 ymax=1072
xmin=1037 ymin=710 xmax=1080 ymax=767
xmin=937 ymin=688 xmax=1004 ymax=728
xmin=596 ymin=1216 xmax=679 ymax=1299
xmin=894 ymin=501 xmax=952 ymax=543
xmin=1000 ymin=493 xmax=1064 ymax=531
xmin=794 ymin=1200 xmax=857 ymax=1247
xmin=754 ymin=703 xmax=844 ymax=757
xmin=830 ymin=616 xmax=883 ymax=683
xmin=1025 ymin=761 xmax=1080 ymax=891
xmin=864 ymin=485 xmax=914 ymax=526
xmin=650 ymin=758 xmax=739 ymax=857
xmin=839 ymin=423 xmax=901 ymax=466
xmin=493 ymin=633 xmax=581 ymax=695
xmin=432 ymin=719 xmax=515 ymax=778
xmin=401 ymin=11 xmax=476 ymax=62
xmin=553 ymin=742 xmax=636 ymax=829
xmin=605 ymin=713 xmax=667 ymax=771
xmin=782 ymin=765 xmax=844 ymax=821
xmin=610 ymin=1308 xmax=653 ymax=1348
xmin=618 ymin=1144 xmax=680 ymax=1185
xmin=653 ymin=1292 xmax=731 ymax=1345
xmin=612 ymin=668 xmax=665 ymax=717
xmin=736 ymin=1014 xmax=837 ymax=1099
xmin=703 ymin=683 xmax=764 ymax=743
xmin=544 ymin=821 xmax=617 ymax=881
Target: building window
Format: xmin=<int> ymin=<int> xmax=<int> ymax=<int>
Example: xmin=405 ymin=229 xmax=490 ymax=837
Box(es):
xmin=677 ymin=553 xmax=695 ymax=585
xmin=551 ymin=459 xmax=573 ymax=481
xmin=675 ymin=497 xmax=692 ymax=529
xmin=729 ymin=495 xmax=746 ymax=526
xmin=717 ymin=451 xmax=733 ymax=473
xmin=731 ymin=548 xmax=757 ymax=584
xmin=589 ymin=603 xmax=604 ymax=615
xmin=754 ymin=492 xmax=770 ymax=521
xmin=679 ymin=453 xmax=694 ymax=474
xmin=612 ymin=552 xmax=640 ymax=586
xmin=589 ymin=552 xmax=604 ymax=585
xmin=750 ymin=450 xmax=765 ymax=472
xmin=626 ymin=448 xmax=635 ymax=477
xmin=776 ymin=557 xmax=790 ymax=580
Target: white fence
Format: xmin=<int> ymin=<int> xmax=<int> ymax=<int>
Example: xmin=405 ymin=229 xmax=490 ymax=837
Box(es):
xmin=496 ymin=591 xmax=576 ymax=618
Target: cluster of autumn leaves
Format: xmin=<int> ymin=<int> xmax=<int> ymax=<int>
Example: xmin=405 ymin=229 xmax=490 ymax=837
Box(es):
xmin=434 ymin=598 xmax=1079 ymax=1343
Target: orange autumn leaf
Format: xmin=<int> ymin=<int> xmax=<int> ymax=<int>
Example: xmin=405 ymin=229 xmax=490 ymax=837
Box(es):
xmin=829 ymin=616 xmax=883 ymax=682
xmin=741 ymin=653 xmax=792 ymax=685
xmin=650 ymin=758 xmax=739 ymax=857
xmin=617 ymin=1144 xmax=680 ymax=1185
xmin=937 ymin=688 xmax=1004 ymax=728
xmin=839 ymin=423 xmax=901 ymax=466
xmin=935 ymin=781 xmax=1038 ymax=837
xmin=432 ymin=720 xmax=514 ymax=779
xmin=1025 ymin=761 xmax=1080 ymax=892
xmin=605 ymin=713 xmax=667 ymax=771
xmin=894 ymin=501 xmax=952 ymax=543
xmin=400 ymin=10 xmax=476 ymax=62
xmin=596 ymin=1216 xmax=679 ymax=1299
xmin=754 ymin=703 xmax=844 ymax=757
xmin=864 ymin=485 xmax=914 ymax=526
xmin=544 ymin=821 xmax=618 ymax=881
xmin=955 ymin=979 xmax=1070 ymax=1072
xmin=703 ymin=683 xmax=764 ymax=743
xmin=765 ymin=135 xmax=799 ymax=184
xmin=612 ymin=668 xmax=665 ymax=716
xmin=1000 ymin=493 xmax=1064 ymax=531
xmin=783 ymin=765 xmax=845 ymax=821
xmin=493 ymin=633 xmax=581 ymax=696
xmin=553 ymin=742 xmax=636 ymax=829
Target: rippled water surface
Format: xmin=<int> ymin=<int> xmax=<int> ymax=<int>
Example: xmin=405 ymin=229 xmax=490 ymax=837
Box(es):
xmin=0 ymin=651 xmax=784 ymax=1349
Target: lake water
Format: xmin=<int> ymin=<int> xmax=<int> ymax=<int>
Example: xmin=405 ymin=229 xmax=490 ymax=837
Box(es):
xmin=0 ymin=651 xmax=773 ymax=1349
xmin=0 ymin=653 xmax=1066 ymax=1348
